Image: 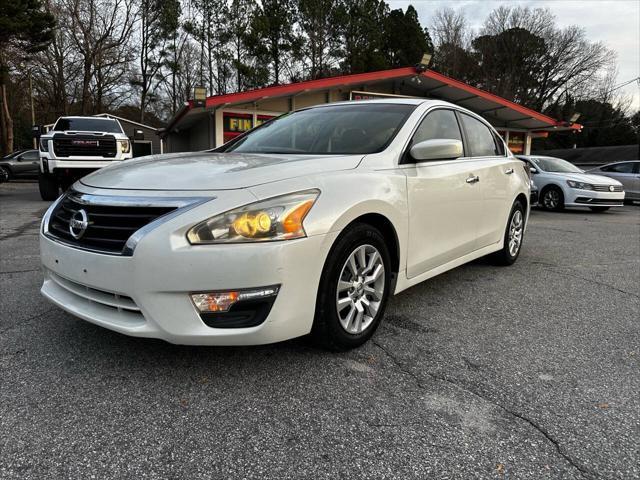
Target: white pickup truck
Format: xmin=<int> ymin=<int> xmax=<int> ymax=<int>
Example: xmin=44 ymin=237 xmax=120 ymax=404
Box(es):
xmin=38 ymin=116 xmax=133 ymax=200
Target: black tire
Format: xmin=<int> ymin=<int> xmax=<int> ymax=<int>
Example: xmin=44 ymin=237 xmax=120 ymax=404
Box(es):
xmin=589 ymin=206 xmax=610 ymax=212
xmin=0 ymin=166 xmax=10 ymax=183
xmin=311 ymin=223 xmax=392 ymax=351
xmin=540 ymin=186 xmax=564 ymax=211
xmin=490 ymin=200 xmax=525 ymax=266
xmin=38 ymin=171 xmax=59 ymax=201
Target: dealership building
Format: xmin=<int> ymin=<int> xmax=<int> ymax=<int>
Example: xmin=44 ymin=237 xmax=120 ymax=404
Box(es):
xmin=159 ymin=66 xmax=581 ymax=155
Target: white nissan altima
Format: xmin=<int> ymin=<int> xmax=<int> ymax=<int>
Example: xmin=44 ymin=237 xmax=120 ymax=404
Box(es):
xmin=40 ymin=100 xmax=530 ymax=350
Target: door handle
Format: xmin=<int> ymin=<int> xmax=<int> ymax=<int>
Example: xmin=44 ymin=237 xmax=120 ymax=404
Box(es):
xmin=466 ymin=175 xmax=480 ymax=184
xmin=505 ymin=168 xmax=514 ymax=174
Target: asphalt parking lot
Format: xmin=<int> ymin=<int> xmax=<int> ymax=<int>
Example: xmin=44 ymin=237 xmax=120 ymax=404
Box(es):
xmin=1 ymin=181 xmax=638 ymax=479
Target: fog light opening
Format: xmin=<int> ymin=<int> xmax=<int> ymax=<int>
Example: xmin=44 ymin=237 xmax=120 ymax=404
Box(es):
xmin=191 ymin=286 xmax=279 ymax=313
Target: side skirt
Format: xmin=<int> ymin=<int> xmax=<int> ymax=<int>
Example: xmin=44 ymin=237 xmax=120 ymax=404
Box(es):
xmin=393 ymin=241 xmax=502 ymax=295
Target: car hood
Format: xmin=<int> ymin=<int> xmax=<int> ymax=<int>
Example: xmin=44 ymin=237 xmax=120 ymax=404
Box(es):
xmin=546 ymin=172 xmax=623 ymax=186
xmin=80 ymin=152 xmax=364 ymax=191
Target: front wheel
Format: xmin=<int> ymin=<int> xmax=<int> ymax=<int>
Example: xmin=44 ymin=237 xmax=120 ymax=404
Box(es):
xmin=38 ymin=172 xmax=59 ymax=201
xmin=312 ymin=223 xmax=392 ymax=351
xmin=0 ymin=166 xmax=10 ymax=183
xmin=490 ymin=200 xmax=525 ymax=266
xmin=541 ymin=186 xmax=564 ymax=211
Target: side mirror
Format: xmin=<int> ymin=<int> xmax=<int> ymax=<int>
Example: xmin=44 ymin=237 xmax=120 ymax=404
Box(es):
xmin=529 ymin=167 xmax=538 ymax=174
xmin=410 ymin=139 xmax=463 ymax=162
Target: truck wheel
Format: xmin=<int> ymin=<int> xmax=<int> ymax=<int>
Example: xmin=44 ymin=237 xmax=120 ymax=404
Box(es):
xmin=39 ymin=172 xmax=60 ymax=201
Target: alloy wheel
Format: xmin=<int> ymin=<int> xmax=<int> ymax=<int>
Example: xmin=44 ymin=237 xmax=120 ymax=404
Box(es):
xmin=508 ymin=210 xmax=523 ymax=257
xmin=0 ymin=167 xmax=9 ymax=182
xmin=335 ymin=244 xmax=385 ymax=334
xmin=543 ymin=189 xmax=560 ymax=209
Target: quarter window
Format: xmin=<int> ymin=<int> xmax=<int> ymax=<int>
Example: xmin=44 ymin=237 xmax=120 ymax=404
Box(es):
xmin=411 ymin=109 xmax=462 ymax=146
xmin=460 ymin=114 xmax=500 ymax=157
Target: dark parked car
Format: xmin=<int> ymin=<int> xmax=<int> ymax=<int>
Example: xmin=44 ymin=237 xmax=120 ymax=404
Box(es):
xmin=0 ymin=149 xmax=40 ymax=182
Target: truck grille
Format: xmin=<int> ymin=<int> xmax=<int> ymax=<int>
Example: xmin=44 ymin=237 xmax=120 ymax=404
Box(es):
xmin=593 ymin=184 xmax=623 ymax=192
xmin=53 ymin=134 xmax=117 ymax=158
xmin=47 ymin=193 xmax=176 ymax=254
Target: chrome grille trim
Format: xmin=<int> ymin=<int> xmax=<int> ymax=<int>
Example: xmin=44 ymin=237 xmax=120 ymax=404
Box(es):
xmin=592 ymin=184 xmax=624 ymax=192
xmin=43 ymin=190 xmax=212 ymax=256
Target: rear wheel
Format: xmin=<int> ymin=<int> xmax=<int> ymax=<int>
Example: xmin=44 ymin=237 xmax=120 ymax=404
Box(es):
xmin=490 ymin=200 xmax=525 ymax=266
xmin=38 ymin=172 xmax=59 ymax=201
xmin=541 ymin=186 xmax=564 ymax=211
xmin=312 ymin=223 xmax=391 ymax=351
xmin=589 ymin=206 xmax=610 ymax=212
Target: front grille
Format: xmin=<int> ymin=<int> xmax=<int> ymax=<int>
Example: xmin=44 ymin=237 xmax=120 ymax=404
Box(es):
xmin=593 ymin=184 xmax=623 ymax=192
xmin=53 ymin=134 xmax=117 ymax=158
xmin=47 ymin=194 xmax=176 ymax=254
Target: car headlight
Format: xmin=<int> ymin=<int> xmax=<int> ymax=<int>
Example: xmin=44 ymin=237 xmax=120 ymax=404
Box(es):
xmin=39 ymin=138 xmax=49 ymax=152
xmin=118 ymin=139 xmax=130 ymax=153
xmin=187 ymin=189 xmax=320 ymax=244
xmin=567 ymin=180 xmax=593 ymax=190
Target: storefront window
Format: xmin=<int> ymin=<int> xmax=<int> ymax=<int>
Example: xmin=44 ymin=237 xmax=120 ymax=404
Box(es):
xmin=507 ymin=131 xmax=525 ymax=154
xmin=223 ymin=112 xmax=276 ymax=144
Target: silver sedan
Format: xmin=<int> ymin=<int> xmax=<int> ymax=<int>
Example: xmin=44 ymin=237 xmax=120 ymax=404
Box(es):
xmin=587 ymin=161 xmax=640 ymax=201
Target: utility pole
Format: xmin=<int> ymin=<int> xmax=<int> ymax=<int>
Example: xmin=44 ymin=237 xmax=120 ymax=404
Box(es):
xmin=29 ymin=70 xmax=36 ymax=149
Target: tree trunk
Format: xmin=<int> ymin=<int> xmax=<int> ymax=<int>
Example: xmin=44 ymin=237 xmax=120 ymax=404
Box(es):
xmin=140 ymin=89 xmax=146 ymax=123
xmin=81 ymin=57 xmax=92 ymax=114
xmin=1 ymin=83 xmax=14 ymax=155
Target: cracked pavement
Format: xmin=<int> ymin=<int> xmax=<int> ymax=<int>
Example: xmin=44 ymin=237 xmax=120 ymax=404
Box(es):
xmin=1 ymin=182 xmax=639 ymax=479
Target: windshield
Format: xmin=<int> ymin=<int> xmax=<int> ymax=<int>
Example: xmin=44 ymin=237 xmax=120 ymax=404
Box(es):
xmin=53 ymin=118 xmax=123 ymax=133
xmin=530 ymin=156 xmax=583 ymax=173
xmin=2 ymin=149 xmax=26 ymax=159
xmin=225 ymin=103 xmax=416 ymax=155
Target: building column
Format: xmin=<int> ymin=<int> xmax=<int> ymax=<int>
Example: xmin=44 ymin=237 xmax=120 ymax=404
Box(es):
xmin=214 ymin=108 xmax=224 ymax=147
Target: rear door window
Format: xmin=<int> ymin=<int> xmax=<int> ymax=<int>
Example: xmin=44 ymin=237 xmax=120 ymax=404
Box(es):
xmin=459 ymin=113 xmax=500 ymax=157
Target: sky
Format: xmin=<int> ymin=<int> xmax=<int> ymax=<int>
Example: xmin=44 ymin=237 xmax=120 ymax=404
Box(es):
xmin=389 ymin=0 xmax=640 ymax=111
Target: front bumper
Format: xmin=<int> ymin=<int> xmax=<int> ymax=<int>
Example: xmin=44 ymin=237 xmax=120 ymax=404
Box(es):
xmin=564 ymin=189 xmax=625 ymax=208
xmin=42 ymin=158 xmax=128 ymax=172
xmin=40 ymin=228 xmax=337 ymax=346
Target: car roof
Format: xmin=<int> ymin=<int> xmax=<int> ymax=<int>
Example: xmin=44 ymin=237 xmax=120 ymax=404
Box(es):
xmin=56 ymin=116 xmax=119 ymax=120
xmin=517 ymin=155 xmax=563 ymax=160
xmin=598 ymin=160 xmax=640 ymax=165
xmin=307 ymin=98 xmax=452 ymax=107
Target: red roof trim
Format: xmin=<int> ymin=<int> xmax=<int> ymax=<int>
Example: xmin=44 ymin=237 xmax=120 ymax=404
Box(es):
xmin=421 ymin=70 xmax=560 ymax=127
xmin=164 ymin=67 xmax=582 ymax=133
xmin=204 ymin=67 xmax=416 ymax=109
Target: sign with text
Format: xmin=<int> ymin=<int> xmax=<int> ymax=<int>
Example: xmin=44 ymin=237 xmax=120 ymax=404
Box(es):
xmin=223 ymin=112 xmax=277 ymax=143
